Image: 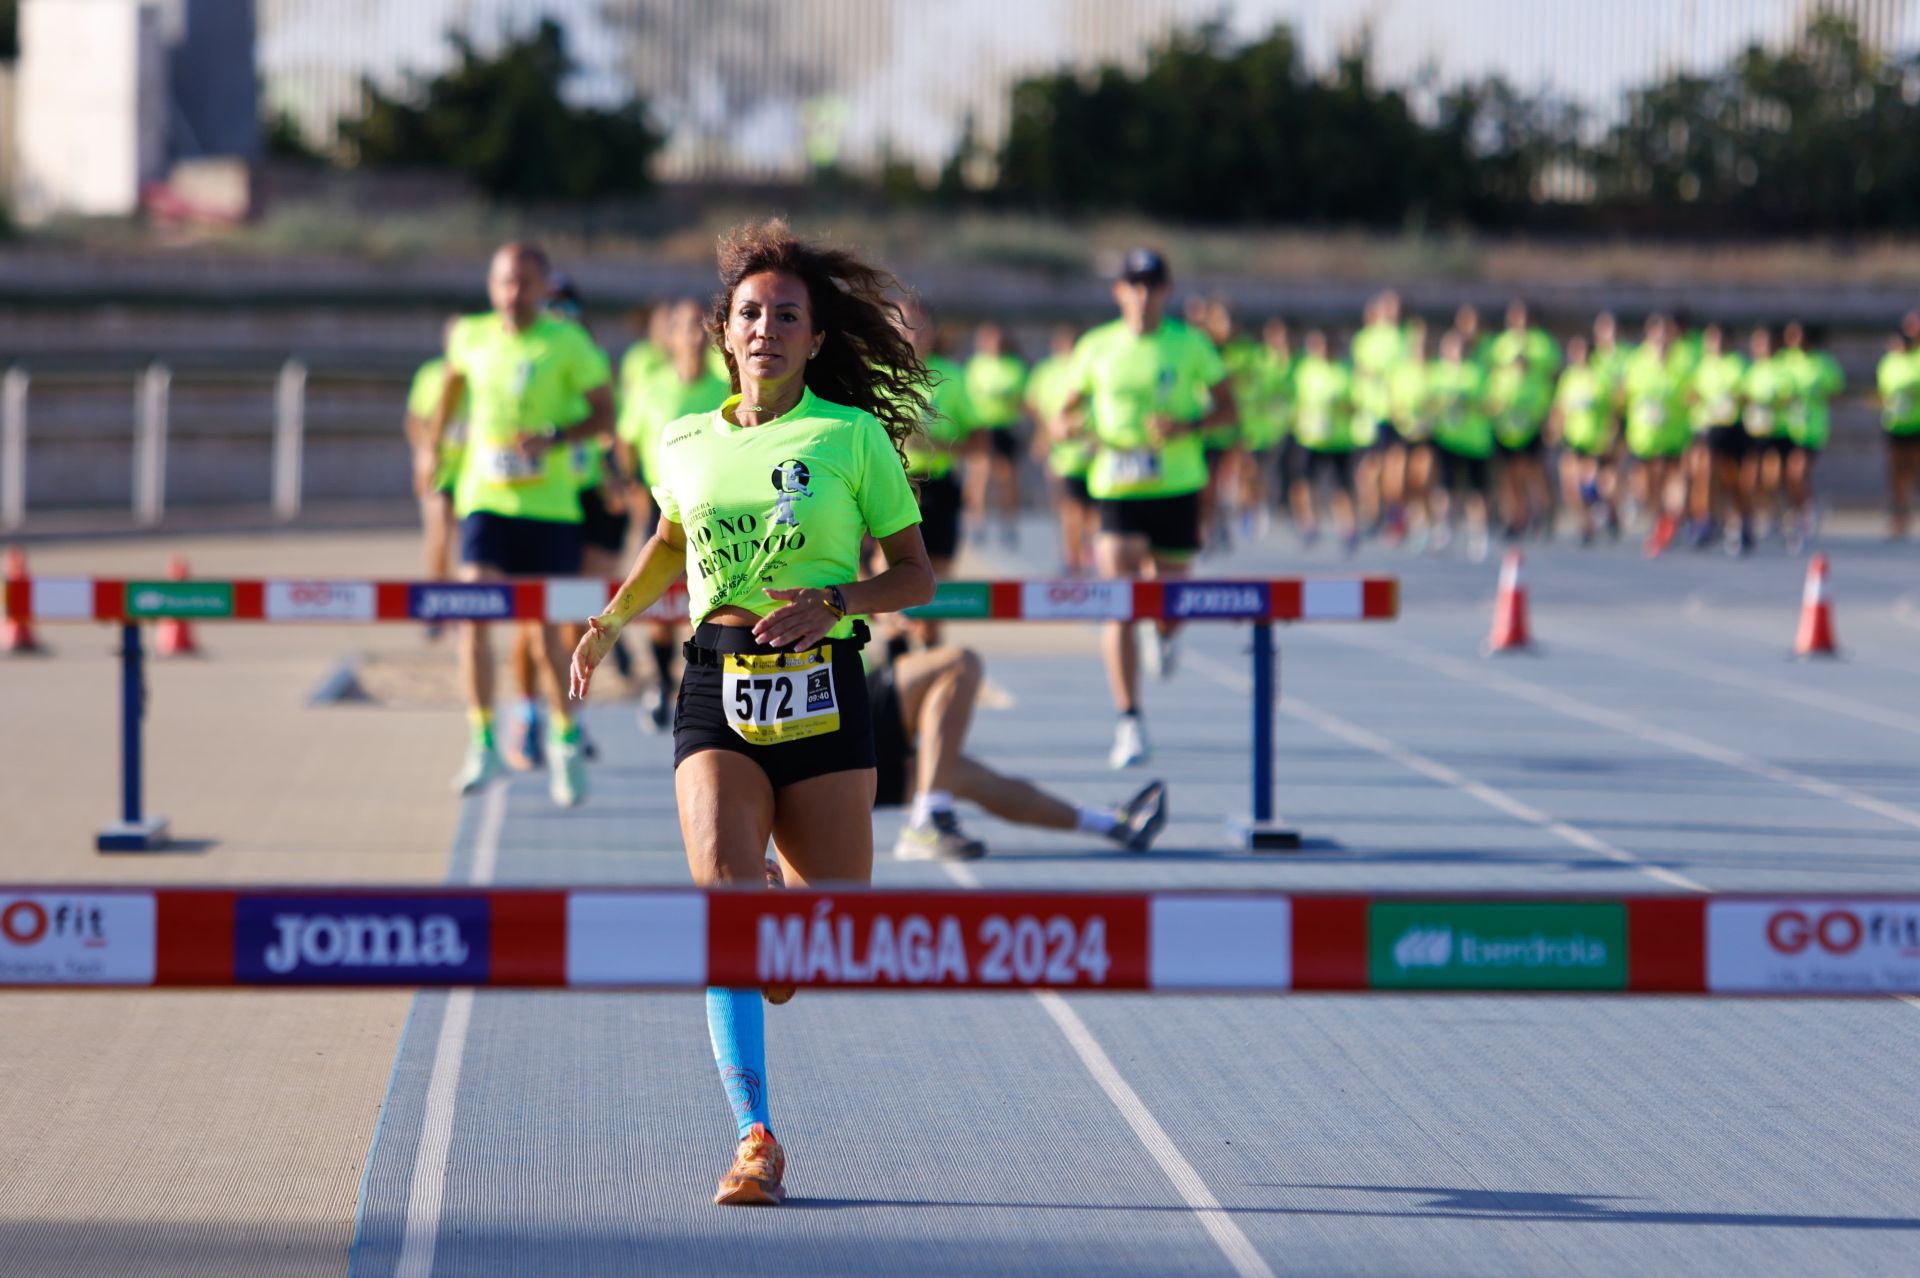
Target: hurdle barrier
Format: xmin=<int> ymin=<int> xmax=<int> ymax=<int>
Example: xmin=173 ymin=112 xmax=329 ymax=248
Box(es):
xmin=0 ymin=574 xmax=1397 ymax=852
xmin=0 ymin=885 xmax=1913 ymax=995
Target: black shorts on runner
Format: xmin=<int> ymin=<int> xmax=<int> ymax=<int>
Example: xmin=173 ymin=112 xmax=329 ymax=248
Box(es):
xmin=1751 ymin=434 xmax=1793 ymax=460
xmin=987 ymin=427 xmax=1020 ymax=461
xmin=1058 ymin=473 xmax=1093 ymax=507
xmin=1705 ymin=425 xmax=1747 ymax=460
xmin=916 ymin=471 xmax=962 ymax=561
xmin=1436 ymin=447 xmax=1492 ymax=494
xmin=458 ymin=512 xmax=585 ymax=577
xmin=866 ymin=662 xmax=913 ymax=809
xmin=578 ymin=487 xmax=631 ymax=555
xmin=1298 ymin=447 xmax=1355 ymax=490
xmin=1097 ymin=491 xmax=1202 ymax=556
xmin=673 ymin=621 xmax=876 ymax=790
xmin=1495 ymin=435 xmax=1544 ymax=460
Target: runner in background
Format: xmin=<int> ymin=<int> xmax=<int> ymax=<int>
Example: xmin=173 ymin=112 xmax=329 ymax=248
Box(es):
xmin=404 ymin=316 xmax=467 ymax=599
xmin=416 ymin=242 xmax=613 ymax=807
xmin=1060 ymin=248 xmax=1233 ymax=770
xmin=1385 ymin=317 xmax=1435 ymax=550
xmin=1486 ymin=299 xmax=1560 ymax=538
xmin=1623 ymin=314 xmax=1689 ymax=556
xmin=1238 ymin=317 xmax=1295 ymax=543
xmin=1877 ymin=318 xmax=1920 ymax=539
xmin=962 ymin=321 xmax=1026 ymax=550
xmin=1188 ymin=297 xmax=1245 ymax=550
xmin=1288 ymin=329 xmax=1359 ymax=552
xmin=1350 ymin=291 xmax=1407 ymax=540
xmin=615 ymin=297 xmax=731 ymax=731
xmin=1684 ymin=323 xmax=1751 ymax=554
xmin=1485 ymin=346 xmax=1552 ymax=541
xmin=1778 ymin=320 xmax=1844 ymax=551
xmin=893 ymin=301 xmax=971 ymax=652
xmin=1550 ymin=335 xmax=1622 ymax=545
xmin=875 ymin=642 xmax=1169 ymax=860
xmin=1428 ymin=327 xmax=1493 ymax=560
xmin=1026 ymin=324 xmax=1093 ymax=574
xmin=1739 ymin=325 xmax=1793 ymax=542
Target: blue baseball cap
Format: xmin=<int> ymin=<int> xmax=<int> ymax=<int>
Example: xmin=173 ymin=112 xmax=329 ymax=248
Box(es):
xmin=1118 ymin=248 xmax=1169 ymax=286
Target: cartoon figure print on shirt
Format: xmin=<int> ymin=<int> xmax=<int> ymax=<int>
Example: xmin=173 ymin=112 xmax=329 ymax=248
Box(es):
xmin=770 ymin=459 xmax=812 ymax=528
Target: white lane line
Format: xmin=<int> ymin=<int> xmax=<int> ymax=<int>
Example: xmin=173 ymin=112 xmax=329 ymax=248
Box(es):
xmin=1900 ymin=996 xmax=1920 ymax=1012
xmin=941 ymin=863 xmax=1276 ymax=1278
xmin=1184 ymin=651 xmax=1709 ymax=893
xmin=1343 ymin=636 xmax=1920 ymax=833
xmin=394 ymin=779 xmax=506 ymax=1278
xmin=395 ymin=990 xmax=473 ymax=1278
xmin=1544 ymin=630 xmax=1920 ymax=739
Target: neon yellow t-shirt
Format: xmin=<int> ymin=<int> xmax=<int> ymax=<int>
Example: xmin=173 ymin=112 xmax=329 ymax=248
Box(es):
xmin=1881 ymin=351 xmax=1920 ymax=436
xmin=407 ymin=357 xmax=469 ymax=490
xmin=1431 ymin=360 xmax=1492 ymax=458
xmin=1073 ymin=317 xmax=1225 ymax=500
xmin=1350 ymin=322 xmax=1406 ymax=428
xmin=1025 ymin=353 xmax=1088 ymax=478
xmin=964 ymin=353 xmax=1028 ymax=431
xmin=1779 ymin=350 xmax=1843 ymax=448
xmin=1688 ymin=353 xmax=1747 ymax=432
xmin=1291 ymin=356 xmax=1355 ymax=452
xmin=618 ymin=362 xmax=731 ymax=484
xmin=900 ymin=355 xmax=971 ymax=481
xmin=1741 ymin=357 xmax=1792 ymax=439
xmin=1623 ymin=348 xmax=1688 ymax=457
xmin=651 ymin=388 xmax=922 ymax=638
xmin=449 ymin=313 xmax=612 ymax=524
xmin=1554 ymin=364 xmax=1615 ymax=455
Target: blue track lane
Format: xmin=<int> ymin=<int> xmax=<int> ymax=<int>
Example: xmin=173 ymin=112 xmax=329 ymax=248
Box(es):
xmin=351 ymin=528 xmax=1920 ymax=1277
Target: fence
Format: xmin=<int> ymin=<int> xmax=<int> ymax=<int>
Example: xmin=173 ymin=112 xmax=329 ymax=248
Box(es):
xmin=0 ymin=358 xmax=418 ymax=529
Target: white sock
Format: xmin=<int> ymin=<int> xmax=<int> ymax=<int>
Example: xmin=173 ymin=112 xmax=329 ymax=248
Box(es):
xmin=910 ymin=790 xmax=954 ymax=826
xmin=1076 ymin=806 xmax=1118 ymax=835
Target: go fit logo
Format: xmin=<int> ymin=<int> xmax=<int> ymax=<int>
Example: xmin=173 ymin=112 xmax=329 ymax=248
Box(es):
xmin=1766 ymin=907 xmax=1920 ymax=957
xmin=1 ymin=899 xmax=107 ymax=948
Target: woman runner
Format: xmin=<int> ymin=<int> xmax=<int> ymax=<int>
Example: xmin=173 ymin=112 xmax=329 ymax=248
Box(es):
xmin=569 ymin=222 xmax=935 ymax=1207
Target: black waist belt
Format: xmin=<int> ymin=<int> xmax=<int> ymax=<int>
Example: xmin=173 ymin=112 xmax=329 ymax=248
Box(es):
xmin=682 ymin=618 xmax=870 ymax=668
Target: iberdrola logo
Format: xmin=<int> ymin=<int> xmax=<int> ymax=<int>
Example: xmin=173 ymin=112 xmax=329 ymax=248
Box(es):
xmin=770 ymin=459 xmax=812 ymax=527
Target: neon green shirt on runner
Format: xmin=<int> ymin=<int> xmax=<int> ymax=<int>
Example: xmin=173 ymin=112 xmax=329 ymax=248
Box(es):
xmin=407 ymin=357 xmax=469 ymax=490
xmin=1389 ymin=360 xmax=1433 ymax=443
xmin=1072 ymin=317 xmax=1225 ymax=501
xmin=1430 ymin=360 xmax=1492 ymax=458
xmin=449 ymin=312 xmax=611 ymax=524
xmin=650 ymin=388 xmax=922 ymax=639
xmin=1350 ymin=322 xmax=1406 ymax=430
xmin=1779 ymin=350 xmax=1844 ymax=448
xmin=1486 ymin=363 xmax=1550 ymax=448
xmin=1688 ymin=352 xmax=1747 ymax=432
xmin=1622 ymin=348 xmax=1688 ymax=457
xmin=618 ymin=363 xmax=731 ymax=484
xmin=1553 ymin=364 xmax=1615 ymax=455
xmin=1234 ymin=344 xmax=1291 ymax=451
xmin=964 ymin=353 xmax=1027 ymax=432
xmin=1741 ymin=357 xmax=1793 ymax=439
xmin=1291 ymin=356 xmax=1355 ymax=452
xmin=902 ymin=354 xmax=971 ymax=481
xmin=1025 ymin=353 xmax=1088 ymax=478
xmin=1878 ymin=350 xmax=1920 ymax=436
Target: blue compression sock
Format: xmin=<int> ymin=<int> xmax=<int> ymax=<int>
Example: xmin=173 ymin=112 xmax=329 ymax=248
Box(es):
xmin=706 ymin=987 xmax=770 ymax=1139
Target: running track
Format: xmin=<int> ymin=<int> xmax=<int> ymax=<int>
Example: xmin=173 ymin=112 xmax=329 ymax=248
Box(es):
xmin=349 ymin=523 xmax=1920 ymax=1277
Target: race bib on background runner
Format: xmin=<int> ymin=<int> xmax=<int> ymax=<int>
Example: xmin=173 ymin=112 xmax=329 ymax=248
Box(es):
xmin=1106 ymin=449 xmax=1161 ymax=487
xmin=476 ymin=442 xmax=543 ymax=485
xmin=722 ymin=645 xmax=839 ymax=745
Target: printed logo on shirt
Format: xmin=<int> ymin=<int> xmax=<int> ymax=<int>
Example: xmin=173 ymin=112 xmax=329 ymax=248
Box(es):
xmin=770 ymin=459 xmax=813 ymax=528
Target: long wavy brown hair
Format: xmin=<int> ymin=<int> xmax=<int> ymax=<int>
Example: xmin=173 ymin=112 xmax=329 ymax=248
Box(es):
xmin=709 ymin=220 xmax=928 ymax=470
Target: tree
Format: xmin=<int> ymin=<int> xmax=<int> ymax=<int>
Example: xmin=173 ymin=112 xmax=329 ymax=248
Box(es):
xmin=340 ymin=18 xmax=662 ymax=203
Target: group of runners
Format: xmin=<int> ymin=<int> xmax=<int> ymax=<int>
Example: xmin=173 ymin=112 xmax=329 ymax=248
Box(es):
xmin=1021 ymin=293 xmax=1920 ymax=563
xmin=403 ymin=229 xmax=1918 ymax=1209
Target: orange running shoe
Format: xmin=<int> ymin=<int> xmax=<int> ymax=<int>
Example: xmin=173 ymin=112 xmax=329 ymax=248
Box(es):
xmin=714 ymin=1123 xmax=785 ymax=1206
xmin=763 ymin=856 xmax=796 ymax=1005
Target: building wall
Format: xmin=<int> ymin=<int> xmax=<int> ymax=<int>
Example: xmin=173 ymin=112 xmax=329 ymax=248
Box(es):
xmin=14 ymin=0 xmax=169 ymax=221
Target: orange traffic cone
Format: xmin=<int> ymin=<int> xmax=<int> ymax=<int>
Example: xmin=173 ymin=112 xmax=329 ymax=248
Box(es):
xmin=2 ymin=545 xmax=43 ymax=654
xmin=1485 ymin=548 xmax=1532 ymax=654
xmin=155 ymin=554 xmax=200 ymax=656
xmin=1793 ymin=553 xmax=1838 ymax=658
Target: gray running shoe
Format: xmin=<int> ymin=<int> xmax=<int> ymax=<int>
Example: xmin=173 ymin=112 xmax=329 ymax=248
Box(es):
xmin=893 ymin=810 xmax=987 ymax=861
xmin=549 ymin=737 xmax=588 ymax=808
xmin=452 ymin=744 xmax=501 ymax=796
xmin=1107 ymin=780 xmax=1169 ymax=852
